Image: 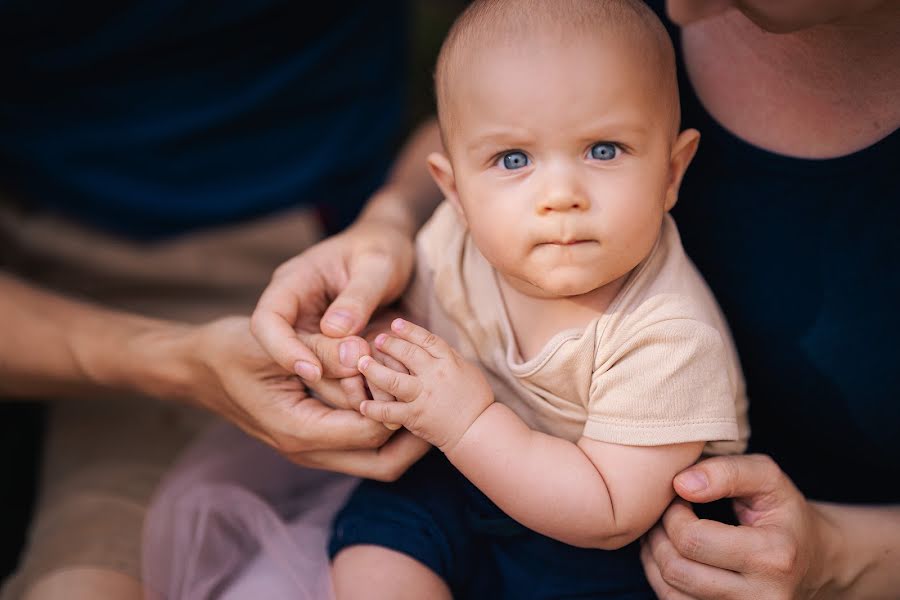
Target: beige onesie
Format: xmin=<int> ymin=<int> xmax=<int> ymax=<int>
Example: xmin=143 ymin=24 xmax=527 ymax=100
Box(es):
xmin=405 ymin=202 xmax=749 ymax=454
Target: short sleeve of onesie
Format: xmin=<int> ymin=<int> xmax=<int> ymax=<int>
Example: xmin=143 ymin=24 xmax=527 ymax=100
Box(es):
xmin=583 ymin=317 xmax=739 ymax=446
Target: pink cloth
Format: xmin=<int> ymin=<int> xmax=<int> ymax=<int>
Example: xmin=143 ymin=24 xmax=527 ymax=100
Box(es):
xmin=143 ymin=423 xmax=358 ymax=600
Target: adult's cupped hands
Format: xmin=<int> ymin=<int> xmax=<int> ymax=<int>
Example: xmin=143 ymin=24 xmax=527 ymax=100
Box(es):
xmin=250 ymin=216 xmax=415 ymax=382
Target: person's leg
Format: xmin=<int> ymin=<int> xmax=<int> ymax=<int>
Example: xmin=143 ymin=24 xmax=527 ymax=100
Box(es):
xmin=332 ymin=545 xmax=451 ymax=600
xmin=2 ymin=398 xmax=210 ymax=600
xmin=328 ymin=452 xmax=473 ymax=599
xmin=21 ymin=568 xmax=142 ymax=600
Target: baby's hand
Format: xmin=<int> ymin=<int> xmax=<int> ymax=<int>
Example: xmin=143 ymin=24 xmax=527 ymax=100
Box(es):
xmin=357 ymin=318 xmax=494 ymax=452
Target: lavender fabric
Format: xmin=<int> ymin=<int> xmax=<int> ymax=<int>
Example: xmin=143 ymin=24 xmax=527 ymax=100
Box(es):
xmin=143 ymin=422 xmax=358 ymax=600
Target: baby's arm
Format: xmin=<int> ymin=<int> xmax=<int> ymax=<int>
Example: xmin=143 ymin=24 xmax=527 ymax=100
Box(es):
xmin=357 ymin=318 xmax=703 ymax=549
xmin=449 ymin=403 xmax=701 ymax=548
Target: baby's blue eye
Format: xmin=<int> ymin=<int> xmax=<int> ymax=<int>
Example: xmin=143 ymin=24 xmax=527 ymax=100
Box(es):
xmin=501 ymin=151 xmax=529 ymax=170
xmin=590 ymin=142 xmax=617 ymax=161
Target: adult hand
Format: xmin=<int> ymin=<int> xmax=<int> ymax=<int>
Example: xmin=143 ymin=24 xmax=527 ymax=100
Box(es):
xmin=189 ymin=316 xmax=394 ymax=458
xmin=251 ymin=216 xmax=415 ymax=382
xmin=641 ymin=454 xmax=836 ymax=600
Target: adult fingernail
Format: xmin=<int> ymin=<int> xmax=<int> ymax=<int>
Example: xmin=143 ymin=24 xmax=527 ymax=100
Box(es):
xmin=676 ymin=470 xmax=708 ymax=493
xmin=294 ymin=360 xmax=321 ymax=381
xmin=339 ymin=341 xmax=360 ymax=368
xmin=324 ymin=310 xmax=354 ymax=333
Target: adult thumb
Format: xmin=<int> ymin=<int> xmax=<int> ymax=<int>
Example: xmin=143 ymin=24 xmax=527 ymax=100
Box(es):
xmin=673 ymin=454 xmax=790 ymax=510
xmin=320 ymin=253 xmax=398 ymax=337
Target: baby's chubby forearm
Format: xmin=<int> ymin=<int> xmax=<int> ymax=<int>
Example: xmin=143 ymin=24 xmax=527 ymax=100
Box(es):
xmin=446 ymin=403 xmax=635 ymax=549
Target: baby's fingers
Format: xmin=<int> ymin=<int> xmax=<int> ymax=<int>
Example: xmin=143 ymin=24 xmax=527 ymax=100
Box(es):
xmin=360 ymin=399 xmax=413 ymax=428
xmin=389 ymin=318 xmax=450 ymax=359
xmin=358 ymin=355 xmax=421 ymax=402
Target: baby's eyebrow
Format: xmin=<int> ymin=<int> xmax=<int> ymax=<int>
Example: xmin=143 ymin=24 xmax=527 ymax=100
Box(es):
xmin=466 ymin=129 xmax=534 ymax=154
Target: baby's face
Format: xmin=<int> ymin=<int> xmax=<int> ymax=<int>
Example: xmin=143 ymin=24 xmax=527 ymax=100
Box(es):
xmin=440 ymin=33 xmax=684 ymax=299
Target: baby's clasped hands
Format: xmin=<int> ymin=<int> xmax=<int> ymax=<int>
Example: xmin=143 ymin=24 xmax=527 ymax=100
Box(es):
xmin=356 ymin=318 xmax=494 ymax=452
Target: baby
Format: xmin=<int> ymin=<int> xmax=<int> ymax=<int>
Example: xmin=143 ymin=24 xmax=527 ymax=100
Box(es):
xmin=329 ymin=0 xmax=748 ymax=598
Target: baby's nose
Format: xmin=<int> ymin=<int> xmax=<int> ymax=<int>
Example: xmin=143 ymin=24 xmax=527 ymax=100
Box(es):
xmin=536 ymin=189 xmax=590 ymax=214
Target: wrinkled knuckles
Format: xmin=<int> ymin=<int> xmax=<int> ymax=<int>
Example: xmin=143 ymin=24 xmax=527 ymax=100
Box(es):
xmin=420 ymin=331 xmax=439 ymax=349
xmin=398 ymin=340 xmax=420 ymax=362
xmin=658 ymin=555 xmax=691 ymax=589
xmin=672 ymin=523 xmax=704 ymax=561
xmin=386 ymin=374 xmax=403 ymax=396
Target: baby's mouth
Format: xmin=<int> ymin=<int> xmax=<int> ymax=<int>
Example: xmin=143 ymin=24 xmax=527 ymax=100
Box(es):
xmin=541 ymin=239 xmax=596 ymax=246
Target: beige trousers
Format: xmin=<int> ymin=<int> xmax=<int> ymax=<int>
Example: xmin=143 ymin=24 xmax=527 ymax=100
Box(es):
xmin=0 ymin=201 xmax=323 ymax=599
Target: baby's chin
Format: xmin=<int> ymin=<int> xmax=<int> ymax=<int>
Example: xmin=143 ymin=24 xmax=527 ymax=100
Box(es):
xmin=525 ymin=271 xmax=610 ymax=299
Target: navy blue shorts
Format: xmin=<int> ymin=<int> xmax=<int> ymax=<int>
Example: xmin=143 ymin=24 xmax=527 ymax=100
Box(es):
xmin=329 ymin=451 xmax=655 ymax=599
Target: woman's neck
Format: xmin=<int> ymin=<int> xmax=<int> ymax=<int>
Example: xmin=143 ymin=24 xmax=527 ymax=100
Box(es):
xmin=681 ymin=5 xmax=900 ymax=158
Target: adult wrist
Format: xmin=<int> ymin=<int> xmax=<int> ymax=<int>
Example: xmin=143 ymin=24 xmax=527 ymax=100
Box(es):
xmin=75 ymin=315 xmax=200 ymax=404
xmin=809 ymin=502 xmax=859 ymax=599
xmin=356 ymin=188 xmax=419 ymax=239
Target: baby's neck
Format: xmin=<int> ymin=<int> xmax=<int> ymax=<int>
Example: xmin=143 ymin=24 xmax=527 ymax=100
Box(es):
xmin=498 ymin=273 xmax=629 ymax=361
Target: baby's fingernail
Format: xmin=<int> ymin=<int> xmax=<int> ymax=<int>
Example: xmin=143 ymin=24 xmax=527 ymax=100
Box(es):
xmin=676 ymin=470 xmax=708 ymax=493
xmin=358 ymin=356 xmax=371 ymax=370
xmin=339 ymin=341 xmax=360 ymax=368
xmin=324 ymin=310 xmax=354 ymax=333
xmin=294 ymin=360 xmax=321 ymax=381
xmin=391 ymin=318 xmax=407 ymax=332
xmin=374 ymin=333 xmax=387 ymax=347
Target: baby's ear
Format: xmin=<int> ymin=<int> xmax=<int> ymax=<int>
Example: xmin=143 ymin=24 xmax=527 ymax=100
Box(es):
xmin=664 ymin=128 xmax=700 ymax=212
xmin=426 ymin=152 xmax=467 ymax=225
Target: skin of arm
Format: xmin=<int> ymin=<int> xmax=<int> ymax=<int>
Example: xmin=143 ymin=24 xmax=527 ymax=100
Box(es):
xmin=356 ymin=317 xmax=705 ymax=549
xmin=0 ymin=271 xmax=194 ymax=400
xmin=642 ymin=454 xmax=900 ymax=600
xmin=0 ymin=272 xmax=396 ymax=457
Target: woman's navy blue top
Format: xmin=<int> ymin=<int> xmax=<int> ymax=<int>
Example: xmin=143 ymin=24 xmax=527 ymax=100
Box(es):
xmin=0 ymin=1 xmax=408 ymax=238
xmin=651 ymin=2 xmax=900 ymax=503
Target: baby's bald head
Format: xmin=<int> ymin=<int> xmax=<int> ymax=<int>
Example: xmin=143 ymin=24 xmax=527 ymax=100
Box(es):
xmin=434 ymin=0 xmax=681 ymax=149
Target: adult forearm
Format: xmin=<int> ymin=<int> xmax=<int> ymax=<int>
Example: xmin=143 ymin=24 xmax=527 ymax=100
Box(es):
xmin=356 ymin=118 xmax=444 ymax=238
xmin=815 ymin=502 xmax=900 ymax=599
xmin=445 ymin=402 xmax=626 ymax=549
xmin=0 ymin=272 xmax=195 ymax=402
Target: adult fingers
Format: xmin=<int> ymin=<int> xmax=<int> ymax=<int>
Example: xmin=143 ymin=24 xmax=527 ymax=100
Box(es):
xmin=340 ymin=375 xmax=369 ymax=411
xmin=358 ymin=355 xmax=421 ymax=402
xmin=297 ymin=331 xmax=369 ymax=379
xmin=661 ymin=499 xmax=773 ymax=572
xmin=307 ymin=376 xmax=356 ymax=410
xmin=644 ymin=522 xmax=750 ymax=599
xmin=640 ymin=539 xmax=696 ymax=600
xmin=360 ymin=399 xmax=413 ymax=428
xmin=286 ymin=396 xmax=391 ymax=450
xmin=251 ymin=286 xmax=322 ymax=380
xmin=389 ymin=318 xmax=451 ymax=358
xmin=320 ymin=252 xmax=398 ymax=337
xmin=292 ymin=431 xmax=429 ymax=482
xmin=673 ymin=454 xmax=792 ymax=510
